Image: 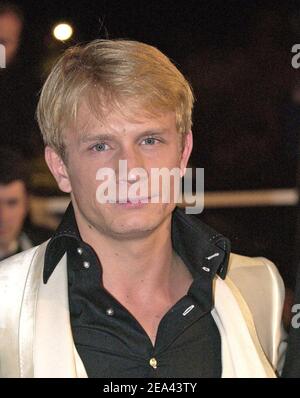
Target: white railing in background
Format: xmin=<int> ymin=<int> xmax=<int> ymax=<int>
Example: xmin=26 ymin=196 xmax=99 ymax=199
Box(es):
xmin=187 ymin=188 xmax=299 ymax=208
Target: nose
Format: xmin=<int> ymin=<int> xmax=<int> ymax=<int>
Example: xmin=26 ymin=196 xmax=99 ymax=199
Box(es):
xmin=117 ymin=146 xmax=147 ymax=183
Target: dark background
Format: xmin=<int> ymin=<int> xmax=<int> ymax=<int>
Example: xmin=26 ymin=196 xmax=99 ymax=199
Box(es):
xmin=15 ymin=0 xmax=300 ymax=188
xmin=7 ymin=0 xmax=300 ymax=288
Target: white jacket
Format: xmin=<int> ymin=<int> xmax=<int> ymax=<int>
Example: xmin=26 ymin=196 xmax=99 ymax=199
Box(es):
xmin=0 ymin=241 xmax=287 ymax=378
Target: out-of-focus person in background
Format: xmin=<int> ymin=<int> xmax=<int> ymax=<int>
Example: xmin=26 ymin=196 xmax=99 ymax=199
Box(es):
xmin=0 ymin=1 xmax=43 ymax=159
xmin=0 ymin=147 xmax=52 ymax=261
xmin=0 ymin=0 xmax=22 ymax=65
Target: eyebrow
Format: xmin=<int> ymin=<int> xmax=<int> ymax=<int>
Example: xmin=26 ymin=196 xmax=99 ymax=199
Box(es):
xmin=80 ymin=133 xmax=115 ymax=144
xmin=79 ymin=129 xmax=169 ymax=144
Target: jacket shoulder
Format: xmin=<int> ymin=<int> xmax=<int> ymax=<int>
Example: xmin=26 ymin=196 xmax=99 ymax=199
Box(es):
xmin=0 ymin=245 xmax=40 ymax=275
xmin=228 ymin=252 xmax=280 ymax=273
xmin=0 ymin=242 xmax=48 ymax=377
xmin=0 ymin=241 xmax=49 ymax=307
xmin=227 ymin=253 xmax=285 ymax=307
xmin=227 ymin=253 xmax=286 ymax=372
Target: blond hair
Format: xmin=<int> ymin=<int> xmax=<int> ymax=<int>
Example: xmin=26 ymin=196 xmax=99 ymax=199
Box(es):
xmin=36 ymin=39 xmax=194 ymax=159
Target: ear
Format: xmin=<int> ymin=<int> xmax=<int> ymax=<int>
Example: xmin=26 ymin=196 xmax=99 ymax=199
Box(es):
xmin=44 ymin=146 xmax=72 ymax=193
xmin=180 ymin=131 xmax=193 ymax=177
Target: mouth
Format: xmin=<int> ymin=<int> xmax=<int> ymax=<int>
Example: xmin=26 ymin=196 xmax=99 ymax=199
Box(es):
xmin=115 ymin=198 xmax=149 ymax=208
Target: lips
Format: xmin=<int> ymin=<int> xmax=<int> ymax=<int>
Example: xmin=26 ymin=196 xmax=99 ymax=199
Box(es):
xmin=118 ymin=198 xmax=149 ymax=204
xmin=116 ymin=201 xmax=147 ymax=209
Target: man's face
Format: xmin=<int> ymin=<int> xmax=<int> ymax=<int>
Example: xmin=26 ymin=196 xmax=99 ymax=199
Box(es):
xmin=0 ymin=12 xmax=22 ymax=65
xmin=47 ymin=103 xmax=192 ymax=240
xmin=0 ymin=180 xmax=28 ymax=249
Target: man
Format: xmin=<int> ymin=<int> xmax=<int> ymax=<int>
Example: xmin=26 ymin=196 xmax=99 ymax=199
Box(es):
xmin=0 ymin=39 xmax=286 ymax=378
xmin=0 ymin=147 xmax=52 ymax=261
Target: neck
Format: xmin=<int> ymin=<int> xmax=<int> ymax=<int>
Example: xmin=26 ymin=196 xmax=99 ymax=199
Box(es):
xmin=74 ymin=210 xmax=182 ymax=297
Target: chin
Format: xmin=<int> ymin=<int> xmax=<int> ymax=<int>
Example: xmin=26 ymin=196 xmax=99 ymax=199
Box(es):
xmin=108 ymin=211 xmax=162 ymax=238
xmin=97 ymin=202 xmax=174 ymax=238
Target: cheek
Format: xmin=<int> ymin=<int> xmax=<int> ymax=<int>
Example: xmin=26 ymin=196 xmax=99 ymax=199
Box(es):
xmin=17 ymin=203 xmax=27 ymax=218
xmin=155 ymin=155 xmax=182 ymax=170
xmin=69 ymin=165 xmax=100 ymax=199
xmin=147 ymin=146 xmax=182 ymax=169
xmin=168 ymin=143 xmax=182 ymax=164
xmin=10 ymin=206 xmax=26 ymax=227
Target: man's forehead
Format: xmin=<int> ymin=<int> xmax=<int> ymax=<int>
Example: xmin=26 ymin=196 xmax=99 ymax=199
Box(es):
xmin=69 ymin=101 xmax=176 ymax=137
xmin=0 ymin=12 xmax=22 ymax=34
xmin=0 ymin=181 xmax=26 ymax=196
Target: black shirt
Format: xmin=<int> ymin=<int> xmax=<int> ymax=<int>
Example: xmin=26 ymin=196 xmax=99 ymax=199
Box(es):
xmin=44 ymin=204 xmax=231 ymax=378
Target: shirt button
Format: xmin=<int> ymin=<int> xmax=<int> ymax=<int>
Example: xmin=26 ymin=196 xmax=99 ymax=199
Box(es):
xmin=106 ymin=308 xmax=114 ymax=316
xmin=77 ymin=247 xmax=83 ymax=255
xmin=83 ymin=261 xmax=90 ymax=269
xmin=149 ymin=357 xmax=158 ymax=369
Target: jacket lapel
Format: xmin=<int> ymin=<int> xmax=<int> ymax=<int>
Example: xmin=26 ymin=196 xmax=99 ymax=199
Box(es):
xmin=212 ymin=276 xmax=276 ymax=378
xmin=18 ymin=242 xmax=46 ymax=377
xmin=24 ymin=244 xmax=275 ymax=378
xmin=32 ymin=245 xmax=87 ymax=378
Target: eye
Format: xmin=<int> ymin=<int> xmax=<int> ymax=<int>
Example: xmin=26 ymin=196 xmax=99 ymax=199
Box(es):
xmin=141 ymin=137 xmax=160 ymax=145
xmin=7 ymin=199 xmax=19 ymax=207
xmin=91 ymin=143 xmax=110 ymax=152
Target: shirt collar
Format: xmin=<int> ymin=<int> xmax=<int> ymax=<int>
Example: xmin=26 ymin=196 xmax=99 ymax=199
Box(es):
xmin=171 ymin=207 xmax=230 ymax=279
xmin=44 ymin=202 xmax=230 ymax=283
xmin=44 ymin=202 xmax=81 ymax=283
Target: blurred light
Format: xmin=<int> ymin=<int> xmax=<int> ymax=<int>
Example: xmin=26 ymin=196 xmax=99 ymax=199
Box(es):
xmin=53 ymin=23 xmax=73 ymax=41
